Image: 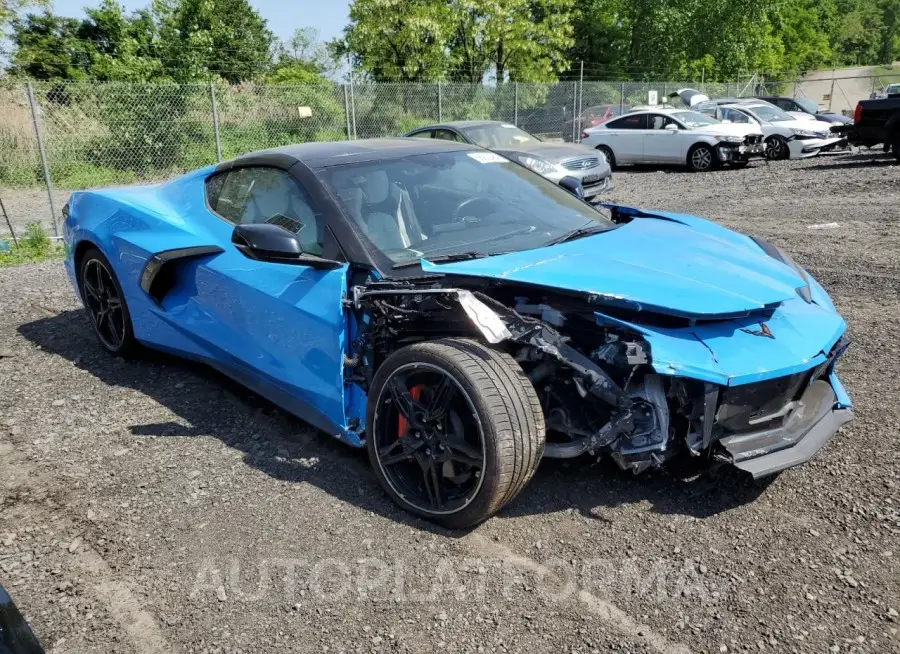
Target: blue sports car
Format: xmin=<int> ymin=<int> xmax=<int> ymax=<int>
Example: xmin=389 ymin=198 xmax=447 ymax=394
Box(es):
xmin=63 ymin=138 xmax=852 ymax=528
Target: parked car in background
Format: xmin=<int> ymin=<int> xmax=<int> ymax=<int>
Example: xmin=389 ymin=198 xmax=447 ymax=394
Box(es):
xmin=847 ymin=95 xmax=900 ymax=158
xmin=757 ymin=96 xmax=853 ymax=126
xmin=581 ymin=106 xmax=765 ymax=172
xmin=562 ymin=104 xmax=629 ymax=141
xmin=695 ymin=100 xmax=844 ymax=160
xmin=405 ymin=121 xmax=612 ymax=200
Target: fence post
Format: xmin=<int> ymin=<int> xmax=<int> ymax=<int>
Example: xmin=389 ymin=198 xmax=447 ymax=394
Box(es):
xmin=26 ymin=82 xmax=59 ymax=238
xmin=343 ymin=84 xmax=352 ymax=140
xmin=571 ymin=82 xmax=578 ymax=142
xmin=348 ymin=63 xmax=357 ymax=139
xmin=829 ymin=67 xmax=836 ymax=111
xmin=209 ymin=83 xmax=223 ymax=163
xmin=619 ymin=82 xmax=625 ymax=113
xmin=514 ymin=82 xmax=518 ymax=126
xmin=437 ymin=82 xmax=442 ymax=122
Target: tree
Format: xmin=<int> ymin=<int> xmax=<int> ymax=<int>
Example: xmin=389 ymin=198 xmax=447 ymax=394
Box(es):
xmin=448 ymin=0 xmax=576 ymax=83
xmin=0 ymin=0 xmax=47 ymax=28
xmin=77 ymin=0 xmax=166 ymax=81
xmin=335 ymin=0 xmax=455 ymax=82
xmin=153 ymin=0 xmax=276 ymax=83
xmin=8 ymin=12 xmax=94 ymax=79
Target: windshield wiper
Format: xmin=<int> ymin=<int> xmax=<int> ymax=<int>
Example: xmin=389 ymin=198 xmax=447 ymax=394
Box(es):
xmin=392 ymin=251 xmax=499 ymax=269
xmin=544 ymin=223 xmax=609 ymax=247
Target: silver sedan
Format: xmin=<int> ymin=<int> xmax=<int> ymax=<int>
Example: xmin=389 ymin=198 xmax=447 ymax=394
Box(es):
xmin=405 ymin=120 xmax=612 ymax=200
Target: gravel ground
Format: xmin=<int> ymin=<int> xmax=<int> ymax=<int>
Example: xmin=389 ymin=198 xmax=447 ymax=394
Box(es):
xmin=2 ymin=151 xmax=899 ymax=654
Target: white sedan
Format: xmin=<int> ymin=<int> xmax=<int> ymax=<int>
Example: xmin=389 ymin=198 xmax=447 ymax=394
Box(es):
xmin=695 ymin=101 xmax=844 ymax=160
xmin=581 ymin=108 xmax=765 ymax=172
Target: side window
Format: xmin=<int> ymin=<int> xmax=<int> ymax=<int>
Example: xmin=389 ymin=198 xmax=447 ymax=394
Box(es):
xmin=210 ymin=167 xmax=324 ymax=256
xmin=719 ymin=108 xmax=750 ymax=124
xmin=606 ymin=114 xmax=647 ymax=129
xmin=408 ymin=130 xmax=433 ymax=139
xmin=434 ymin=129 xmax=464 ymax=143
xmin=776 ymin=99 xmax=794 ymax=111
xmin=648 ymin=114 xmax=678 ymax=130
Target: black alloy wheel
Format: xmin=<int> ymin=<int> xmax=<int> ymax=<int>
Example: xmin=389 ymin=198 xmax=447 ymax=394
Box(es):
xmin=367 ymin=339 xmax=545 ymax=528
xmin=79 ymin=249 xmax=135 ymax=355
xmin=371 ymin=362 xmax=486 ymax=515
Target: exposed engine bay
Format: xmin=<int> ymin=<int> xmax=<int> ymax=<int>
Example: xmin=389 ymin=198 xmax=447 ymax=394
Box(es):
xmin=346 ymin=276 xmax=850 ymax=476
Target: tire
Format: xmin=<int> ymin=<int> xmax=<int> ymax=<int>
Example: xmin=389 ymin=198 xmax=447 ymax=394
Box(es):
xmin=366 ymin=338 xmax=545 ymax=529
xmin=687 ymin=143 xmax=717 ymax=172
xmin=596 ymin=145 xmax=616 ymax=170
xmin=78 ymin=247 xmax=137 ymax=356
xmin=766 ymin=135 xmax=789 ymax=160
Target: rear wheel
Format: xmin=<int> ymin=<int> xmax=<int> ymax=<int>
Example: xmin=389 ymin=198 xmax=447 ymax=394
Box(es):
xmin=596 ymin=145 xmax=616 ymax=170
xmin=766 ymin=135 xmax=789 ymax=160
xmin=78 ymin=248 xmax=136 ymax=356
xmin=687 ymin=144 xmax=717 ymax=172
xmin=367 ymin=338 xmax=545 ymax=529
xmin=891 ymin=133 xmax=900 ymax=162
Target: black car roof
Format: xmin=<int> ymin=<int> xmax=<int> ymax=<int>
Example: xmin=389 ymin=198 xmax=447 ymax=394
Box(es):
xmin=233 ymin=137 xmax=478 ymax=169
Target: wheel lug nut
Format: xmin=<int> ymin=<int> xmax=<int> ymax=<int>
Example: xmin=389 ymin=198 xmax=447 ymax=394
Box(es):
xmin=425 ymin=448 xmax=431 ymax=455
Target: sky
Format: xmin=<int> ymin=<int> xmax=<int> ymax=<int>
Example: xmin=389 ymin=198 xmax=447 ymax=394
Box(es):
xmin=50 ymin=0 xmax=352 ymax=44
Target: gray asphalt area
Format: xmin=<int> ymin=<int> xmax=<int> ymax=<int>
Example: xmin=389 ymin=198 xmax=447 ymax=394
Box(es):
xmin=1 ymin=151 xmax=899 ymax=654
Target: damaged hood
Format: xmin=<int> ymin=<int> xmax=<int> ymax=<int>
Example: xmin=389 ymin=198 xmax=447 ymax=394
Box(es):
xmin=421 ymin=216 xmax=807 ymax=318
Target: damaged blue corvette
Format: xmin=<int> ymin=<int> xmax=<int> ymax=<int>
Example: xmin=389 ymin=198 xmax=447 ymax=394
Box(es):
xmin=63 ymin=138 xmax=851 ymax=528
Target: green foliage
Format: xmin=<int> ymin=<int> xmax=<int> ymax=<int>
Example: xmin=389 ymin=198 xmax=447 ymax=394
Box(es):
xmin=447 ymin=0 xmax=576 ymax=83
xmin=336 ymin=0 xmax=576 ymax=83
xmin=154 ymin=0 xmax=276 ymax=83
xmin=0 ymin=222 xmax=62 ymax=267
xmin=336 ymin=0 xmax=455 ymax=82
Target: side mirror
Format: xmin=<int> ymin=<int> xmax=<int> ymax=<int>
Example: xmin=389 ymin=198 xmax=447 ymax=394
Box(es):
xmin=664 ymin=123 xmax=679 ymax=131
xmin=558 ymin=176 xmax=584 ymax=199
xmin=232 ymin=223 xmax=342 ymax=270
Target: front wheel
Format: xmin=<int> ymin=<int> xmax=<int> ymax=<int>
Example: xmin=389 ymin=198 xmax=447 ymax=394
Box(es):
xmin=366 ymin=338 xmax=545 ymax=529
xmin=688 ymin=144 xmax=717 ymax=172
xmin=766 ymin=135 xmax=789 ymax=160
xmin=596 ymin=145 xmax=616 ymax=170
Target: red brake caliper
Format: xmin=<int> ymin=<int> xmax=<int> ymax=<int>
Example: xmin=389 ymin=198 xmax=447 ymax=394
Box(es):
xmin=398 ymin=385 xmax=423 ymax=437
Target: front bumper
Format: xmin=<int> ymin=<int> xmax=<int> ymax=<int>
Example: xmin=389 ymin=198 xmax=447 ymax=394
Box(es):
xmin=718 ymin=141 xmax=766 ymax=161
xmin=582 ymin=173 xmax=613 ymax=199
xmin=788 ymin=136 xmax=845 ymax=158
xmin=718 ymin=377 xmax=852 ymax=478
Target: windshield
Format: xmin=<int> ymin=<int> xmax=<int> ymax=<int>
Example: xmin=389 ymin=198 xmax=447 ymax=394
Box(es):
xmin=745 ymin=104 xmax=794 ymax=122
xmin=795 ymin=98 xmax=818 ymax=114
xmin=671 ymin=110 xmax=718 ymax=128
xmin=320 ymin=150 xmax=615 ymax=266
xmin=459 ymin=124 xmax=541 ymax=148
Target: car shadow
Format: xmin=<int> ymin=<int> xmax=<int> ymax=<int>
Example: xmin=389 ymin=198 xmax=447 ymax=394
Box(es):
xmin=19 ymin=310 xmax=774 ymax=533
xmin=804 ymin=151 xmax=896 ymax=171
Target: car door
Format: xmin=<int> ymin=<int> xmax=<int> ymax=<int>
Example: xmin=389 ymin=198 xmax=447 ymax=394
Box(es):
xmin=642 ymin=114 xmax=688 ymax=163
xmin=167 ymin=166 xmax=352 ymax=438
xmin=601 ymin=114 xmax=647 ymax=163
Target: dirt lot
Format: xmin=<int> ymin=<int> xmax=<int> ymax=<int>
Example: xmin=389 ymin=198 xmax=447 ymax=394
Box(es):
xmin=1 ymin=152 xmax=899 ymax=654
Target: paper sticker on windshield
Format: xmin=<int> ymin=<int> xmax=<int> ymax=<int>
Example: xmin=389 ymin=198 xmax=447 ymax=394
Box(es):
xmin=467 ymin=152 xmax=507 ymax=164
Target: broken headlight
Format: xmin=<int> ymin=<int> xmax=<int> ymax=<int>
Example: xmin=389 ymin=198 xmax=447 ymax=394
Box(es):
xmin=750 ymin=236 xmax=812 ymax=303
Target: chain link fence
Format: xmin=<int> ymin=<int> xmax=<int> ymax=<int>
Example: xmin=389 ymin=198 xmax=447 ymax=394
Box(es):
xmin=0 ymin=75 xmax=803 ymax=238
